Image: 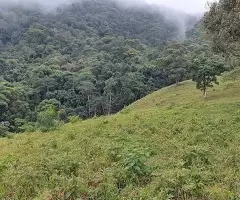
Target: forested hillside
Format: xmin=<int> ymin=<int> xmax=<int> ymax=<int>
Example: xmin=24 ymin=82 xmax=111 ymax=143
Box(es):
xmin=0 ymin=0 xmax=220 ymax=135
xmin=2 ymin=0 xmax=240 ymax=199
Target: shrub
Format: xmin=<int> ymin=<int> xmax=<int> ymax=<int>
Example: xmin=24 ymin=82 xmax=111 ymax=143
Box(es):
xmin=14 ymin=118 xmax=36 ymax=133
xmin=19 ymin=122 xmax=36 ymax=132
xmin=58 ymin=109 xmax=68 ymax=122
xmin=108 ymin=146 xmax=153 ymax=188
xmin=183 ymin=148 xmax=211 ymax=169
xmin=37 ymin=105 xmax=58 ymax=132
xmin=0 ymin=122 xmax=9 ymax=137
xmin=68 ymin=115 xmax=82 ymax=123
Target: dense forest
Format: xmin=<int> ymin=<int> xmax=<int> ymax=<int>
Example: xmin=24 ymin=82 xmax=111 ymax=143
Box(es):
xmin=0 ymin=0 xmax=224 ymax=135
xmin=1 ymin=0 xmax=240 ymax=199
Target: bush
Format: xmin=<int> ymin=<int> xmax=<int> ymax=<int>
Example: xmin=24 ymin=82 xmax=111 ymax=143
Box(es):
xmin=19 ymin=122 xmax=36 ymax=132
xmin=108 ymin=146 xmax=153 ymax=187
xmin=58 ymin=109 xmax=68 ymax=122
xmin=222 ymin=68 xmax=240 ymax=82
xmin=0 ymin=122 xmax=9 ymax=137
xmin=68 ymin=115 xmax=82 ymax=123
xmin=14 ymin=118 xmax=36 ymax=133
xmin=37 ymin=105 xmax=58 ymax=132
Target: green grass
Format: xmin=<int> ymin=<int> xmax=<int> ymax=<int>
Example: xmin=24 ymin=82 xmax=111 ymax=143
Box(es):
xmin=1 ymin=78 xmax=240 ymax=199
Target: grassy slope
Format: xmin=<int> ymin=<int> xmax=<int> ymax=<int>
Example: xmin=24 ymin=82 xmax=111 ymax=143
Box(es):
xmin=1 ymin=76 xmax=240 ymax=199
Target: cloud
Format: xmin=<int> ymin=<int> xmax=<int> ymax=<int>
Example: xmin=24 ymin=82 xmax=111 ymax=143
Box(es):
xmin=0 ymin=0 xmax=216 ymax=13
xmin=0 ymin=0 xmax=70 ymax=10
xmin=146 ymin=0 xmax=211 ymax=14
xmin=0 ymin=0 xmax=203 ymax=39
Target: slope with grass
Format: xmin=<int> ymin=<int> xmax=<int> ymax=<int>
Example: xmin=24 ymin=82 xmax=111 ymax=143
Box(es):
xmin=0 ymin=75 xmax=240 ymax=199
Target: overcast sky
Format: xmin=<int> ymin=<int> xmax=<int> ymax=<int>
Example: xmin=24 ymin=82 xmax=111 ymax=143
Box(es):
xmin=3 ymin=0 xmax=217 ymax=14
xmin=146 ymin=0 xmax=217 ymax=13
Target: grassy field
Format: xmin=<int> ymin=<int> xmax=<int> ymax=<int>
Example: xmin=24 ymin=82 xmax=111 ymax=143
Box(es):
xmin=1 ymin=74 xmax=240 ymax=199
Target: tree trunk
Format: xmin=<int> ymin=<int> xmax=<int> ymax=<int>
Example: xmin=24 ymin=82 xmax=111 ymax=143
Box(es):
xmin=203 ymin=76 xmax=207 ymax=98
xmin=108 ymin=93 xmax=112 ymax=115
xmin=88 ymin=95 xmax=91 ymax=117
xmin=204 ymin=90 xmax=207 ymax=98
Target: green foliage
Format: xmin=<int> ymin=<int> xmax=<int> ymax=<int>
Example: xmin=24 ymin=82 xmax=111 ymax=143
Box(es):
xmin=192 ymin=54 xmax=225 ymax=97
xmin=37 ymin=105 xmax=58 ymax=132
xmin=222 ymin=68 xmax=240 ymax=82
xmin=37 ymin=99 xmax=61 ymax=112
xmin=68 ymin=115 xmax=82 ymax=123
xmin=0 ymin=123 xmax=8 ymax=137
xmin=0 ymin=81 xmax=30 ymax=134
xmin=18 ymin=122 xmax=36 ymax=133
xmin=108 ymin=146 xmax=153 ymax=187
xmin=203 ymin=0 xmax=240 ymax=57
xmin=0 ymin=0 xmax=220 ymax=135
xmin=192 ymin=65 xmax=219 ymax=97
xmin=58 ymin=109 xmax=68 ymax=122
xmin=183 ymin=148 xmax=211 ymax=169
xmin=1 ymin=79 xmax=240 ymax=199
xmin=0 ymin=1 xmax=237 ymax=198
xmin=121 ymin=149 xmax=153 ymax=183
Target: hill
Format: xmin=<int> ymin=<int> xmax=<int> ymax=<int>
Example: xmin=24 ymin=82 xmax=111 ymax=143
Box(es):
xmin=0 ymin=0 xmax=206 ymax=134
xmin=0 ymin=75 xmax=240 ymax=199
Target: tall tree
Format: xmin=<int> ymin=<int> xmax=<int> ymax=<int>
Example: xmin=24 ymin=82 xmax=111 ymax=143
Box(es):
xmin=204 ymin=0 xmax=240 ymax=57
xmin=192 ymin=65 xmax=219 ymax=97
xmin=192 ymin=55 xmax=225 ymax=97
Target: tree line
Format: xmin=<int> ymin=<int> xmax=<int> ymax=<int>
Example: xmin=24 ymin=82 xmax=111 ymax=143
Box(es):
xmin=0 ymin=0 xmax=225 ymax=135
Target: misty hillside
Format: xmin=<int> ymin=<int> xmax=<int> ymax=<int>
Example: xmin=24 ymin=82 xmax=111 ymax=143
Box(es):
xmin=0 ymin=0 xmax=212 ymax=135
xmin=0 ymin=0 xmax=196 ymax=46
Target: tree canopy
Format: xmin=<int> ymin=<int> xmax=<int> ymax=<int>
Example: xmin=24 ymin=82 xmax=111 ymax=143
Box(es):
xmin=203 ymin=0 xmax=240 ymax=57
xmin=0 ymin=0 xmax=223 ymax=134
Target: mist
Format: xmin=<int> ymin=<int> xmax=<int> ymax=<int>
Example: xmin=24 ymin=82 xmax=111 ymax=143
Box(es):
xmin=0 ymin=0 xmax=208 ymax=39
xmin=0 ymin=0 xmax=212 ymax=13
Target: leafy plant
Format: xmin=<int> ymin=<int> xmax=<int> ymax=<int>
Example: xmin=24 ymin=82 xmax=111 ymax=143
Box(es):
xmin=183 ymin=148 xmax=211 ymax=169
xmin=0 ymin=123 xmax=8 ymax=137
xmin=108 ymin=146 xmax=153 ymax=188
xmin=37 ymin=105 xmax=58 ymax=132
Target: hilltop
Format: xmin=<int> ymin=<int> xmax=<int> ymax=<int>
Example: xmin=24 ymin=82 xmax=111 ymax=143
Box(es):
xmin=0 ymin=72 xmax=240 ymax=199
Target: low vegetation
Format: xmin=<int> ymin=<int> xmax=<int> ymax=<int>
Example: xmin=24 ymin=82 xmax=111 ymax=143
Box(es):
xmin=0 ymin=75 xmax=240 ymax=199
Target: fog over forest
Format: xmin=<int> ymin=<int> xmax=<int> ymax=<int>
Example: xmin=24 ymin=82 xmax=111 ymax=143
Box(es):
xmin=0 ymin=0 xmax=207 ymax=129
xmin=0 ymin=0 xmax=214 ymax=13
xmin=0 ymin=0 xmax=204 ymax=39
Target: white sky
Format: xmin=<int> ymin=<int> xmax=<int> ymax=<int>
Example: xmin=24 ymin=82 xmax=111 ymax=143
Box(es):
xmin=3 ymin=0 xmax=218 ymax=14
xmin=146 ymin=0 xmax=217 ymax=13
